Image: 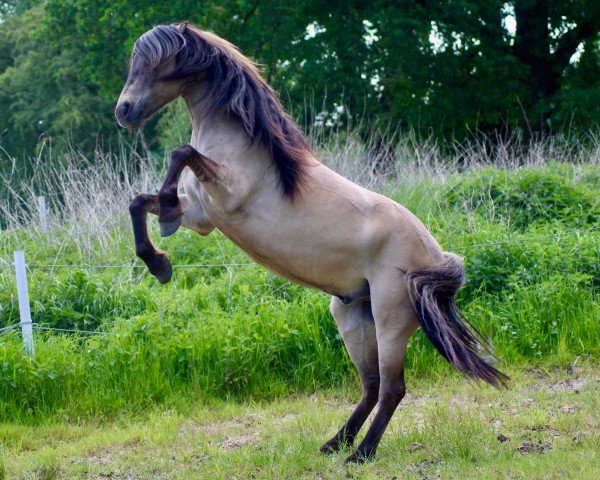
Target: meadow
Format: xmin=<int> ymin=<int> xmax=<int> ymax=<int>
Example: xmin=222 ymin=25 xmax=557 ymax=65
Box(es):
xmin=0 ymin=132 xmax=598 ymax=478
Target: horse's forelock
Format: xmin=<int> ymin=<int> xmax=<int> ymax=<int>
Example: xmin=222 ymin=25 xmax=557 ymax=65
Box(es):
xmin=133 ymin=25 xmax=187 ymax=67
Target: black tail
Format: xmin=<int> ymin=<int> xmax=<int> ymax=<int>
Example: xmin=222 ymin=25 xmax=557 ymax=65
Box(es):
xmin=406 ymin=252 xmax=508 ymax=388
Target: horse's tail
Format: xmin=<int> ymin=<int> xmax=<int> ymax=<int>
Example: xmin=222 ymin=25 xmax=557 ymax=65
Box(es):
xmin=406 ymin=252 xmax=508 ymax=388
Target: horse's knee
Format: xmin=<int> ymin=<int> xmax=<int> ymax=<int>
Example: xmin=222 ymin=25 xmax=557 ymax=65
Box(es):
xmin=135 ymin=244 xmax=154 ymax=260
xmin=363 ymin=373 xmax=380 ymax=405
xmin=129 ymin=194 xmax=147 ymax=215
xmin=158 ymin=185 xmax=177 ymax=202
xmin=158 ymin=187 xmax=180 ymax=215
xmin=172 ymin=144 xmax=196 ymax=162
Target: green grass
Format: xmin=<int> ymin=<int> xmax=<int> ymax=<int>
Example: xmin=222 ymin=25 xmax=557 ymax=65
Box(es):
xmin=0 ymin=162 xmax=598 ymax=422
xmin=444 ymin=163 xmax=600 ymax=230
xmin=0 ymin=364 xmax=598 ymax=479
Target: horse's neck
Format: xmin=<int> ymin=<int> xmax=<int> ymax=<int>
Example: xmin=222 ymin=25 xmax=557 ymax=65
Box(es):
xmin=182 ymin=88 xmax=274 ymax=180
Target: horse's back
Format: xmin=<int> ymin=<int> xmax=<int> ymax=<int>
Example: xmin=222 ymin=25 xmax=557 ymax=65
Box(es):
xmin=310 ymin=164 xmax=444 ymax=272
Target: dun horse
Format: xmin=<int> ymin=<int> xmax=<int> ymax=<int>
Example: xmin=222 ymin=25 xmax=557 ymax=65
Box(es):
xmin=116 ymin=23 xmax=507 ymax=464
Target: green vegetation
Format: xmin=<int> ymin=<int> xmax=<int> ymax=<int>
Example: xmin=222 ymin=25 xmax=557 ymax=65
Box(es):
xmin=444 ymin=164 xmax=600 ymax=230
xmin=0 ymin=150 xmax=598 ymax=422
xmin=1 ymin=1 xmax=600 ymax=161
xmin=0 ymin=365 xmax=598 ymax=479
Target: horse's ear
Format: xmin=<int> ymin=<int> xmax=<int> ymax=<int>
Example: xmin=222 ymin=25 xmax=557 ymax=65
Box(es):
xmin=177 ymin=21 xmax=189 ymax=34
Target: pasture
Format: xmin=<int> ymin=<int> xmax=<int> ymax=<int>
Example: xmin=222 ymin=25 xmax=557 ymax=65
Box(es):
xmin=1 ymin=365 xmax=598 ymax=479
xmin=0 ymin=135 xmax=599 ymax=478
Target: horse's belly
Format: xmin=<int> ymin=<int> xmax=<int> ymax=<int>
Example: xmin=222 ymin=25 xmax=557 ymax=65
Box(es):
xmin=216 ymin=220 xmax=369 ymax=294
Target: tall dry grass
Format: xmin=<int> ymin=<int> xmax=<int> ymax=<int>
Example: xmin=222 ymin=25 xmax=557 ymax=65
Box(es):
xmin=2 ymin=129 xmax=599 ymax=244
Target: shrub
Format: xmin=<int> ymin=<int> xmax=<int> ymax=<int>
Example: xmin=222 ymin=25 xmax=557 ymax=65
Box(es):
xmin=0 ymin=269 xmax=153 ymax=330
xmin=444 ymin=166 xmax=599 ymax=230
xmin=459 ymin=226 xmax=600 ymax=300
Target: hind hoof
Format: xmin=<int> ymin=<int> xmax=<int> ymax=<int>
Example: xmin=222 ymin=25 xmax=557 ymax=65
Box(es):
xmin=159 ymin=217 xmax=181 ymax=238
xmin=147 ymin=252 xmax=173 ymax=284
xmin=343 ymin=448 xmax=375 ymax=465
xmin=320 ymin=438 xmax=348 ymax=455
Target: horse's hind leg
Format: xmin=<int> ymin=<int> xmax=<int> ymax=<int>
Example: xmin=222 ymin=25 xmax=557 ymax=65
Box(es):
xmin=129 ymin=193 xmax=172 ymax=284
xmin=344 ymin=273 xmax=419 ymax=464
xmin=320 ymin=297 xmax=380 ymax=454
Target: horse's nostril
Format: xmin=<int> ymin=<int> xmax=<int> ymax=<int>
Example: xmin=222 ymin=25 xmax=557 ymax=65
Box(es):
xmin=118 ymin=102 xmax=131 ymax=119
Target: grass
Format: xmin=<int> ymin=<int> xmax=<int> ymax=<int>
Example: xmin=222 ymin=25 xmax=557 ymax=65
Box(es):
xmin=0 ymin=133 xmax=598 ymax=424
xmin=0 ymin=132 xmax=598 ymax=477
xmin=0 ymin=363 xmax=598 ymax=479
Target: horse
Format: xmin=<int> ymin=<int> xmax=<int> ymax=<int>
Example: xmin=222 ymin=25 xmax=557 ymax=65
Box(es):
xmin=115 ymin=22 xmax=508 ymax=464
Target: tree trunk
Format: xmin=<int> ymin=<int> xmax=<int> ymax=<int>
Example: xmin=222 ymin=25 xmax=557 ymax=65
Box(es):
xmin=513 ymin=0 xmax=557 ymax=133
xmin=513 ymin=0 xmax=599 ymax=135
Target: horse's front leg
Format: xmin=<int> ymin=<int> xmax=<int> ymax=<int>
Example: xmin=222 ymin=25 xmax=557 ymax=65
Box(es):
xmin=129 ymin=192 xmax=214 ymax=283
xmin=129 ymin=193 xmax=173 ymax=284
xmin=157 ymin=145 xmax=246 ymax=236
xmin=156 ymin=148 xmax=189 ymax=238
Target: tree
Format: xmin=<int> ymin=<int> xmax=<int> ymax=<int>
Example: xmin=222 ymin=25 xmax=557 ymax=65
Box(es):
xmin=0 ymin=3 xmax=116 ymax=157
xmin=2 ymin=0 xmax=599 ymax=162
xmin=298 ymin=0 xmax=600 ymax=137
xmin=513 ymin=0 xmax=600 ymax=131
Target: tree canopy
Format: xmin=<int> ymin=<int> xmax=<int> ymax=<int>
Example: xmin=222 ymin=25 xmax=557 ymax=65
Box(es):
xmin=0 ymin=0 xmax=599 ymax=158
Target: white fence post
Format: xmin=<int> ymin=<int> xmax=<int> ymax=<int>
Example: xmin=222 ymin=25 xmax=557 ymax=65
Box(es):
xmin=37 ymin=196 xmax=47 ymax=233
xmin=14 ymin=250 xmax=35 ymax=357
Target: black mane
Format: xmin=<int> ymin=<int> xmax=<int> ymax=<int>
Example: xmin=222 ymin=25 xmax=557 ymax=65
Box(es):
xmin=133 ymin=24 xmax=312 ymax=199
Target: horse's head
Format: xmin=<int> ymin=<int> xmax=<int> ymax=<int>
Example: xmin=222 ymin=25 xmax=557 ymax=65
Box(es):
xmin=116 ymin=23 xmax=193 ymax=129
xmin=116 ymin=22 xmax=312 ymax=198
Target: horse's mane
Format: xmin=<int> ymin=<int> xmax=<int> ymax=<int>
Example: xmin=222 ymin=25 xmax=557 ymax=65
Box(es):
xmin=133 ymin=23 xmax=312 ymax=199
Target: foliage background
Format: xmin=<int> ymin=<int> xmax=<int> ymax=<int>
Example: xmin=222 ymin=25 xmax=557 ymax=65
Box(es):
xmin=1 ymin=0 xmax=599 ymax=163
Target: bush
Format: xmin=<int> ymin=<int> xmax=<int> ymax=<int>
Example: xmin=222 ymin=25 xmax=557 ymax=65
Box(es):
xmin=0 ymin=269 xmax=153 ymax=330
xmin=459 ymin=226 xmax=600 ymax=299
xmin=0 ymin=293 xmax=347 ymax=419
xmin=464 ymin=274 xmax=600 ymax=361
xmin=444 ymin=166 xmax=599 ymax=230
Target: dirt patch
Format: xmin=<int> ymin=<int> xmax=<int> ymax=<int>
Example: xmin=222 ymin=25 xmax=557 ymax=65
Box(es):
xmin=177 ymin=417 xmax=254 ymax=438
xmin=518 ymin=440 xmax=553 ymax=454
xmin=409 ymin=442 xmax=425 ymax=453
xmin=405 ymin=459 xmax=439 ymax=477
xmin=559 ymin=404 xmax=576 ymax=414
xmin=85 ymin=450 xmax=114 ymax=467
xmin=544 ymin=378 xmax=588 ymax=393
xmin=220 ymin=435 xmax=258 ymax=449
xmin=280 ymin=413 xmax=297 ymax=423
xmin=492 ymin=419 xmax=503 ymax=431
xmin=176 ymin=416 xmax=260 ymax=452
xmin=177 ymin=421 xmax=201 ymax=438
xmin=402 ymin=392 xmax=434 ymax=409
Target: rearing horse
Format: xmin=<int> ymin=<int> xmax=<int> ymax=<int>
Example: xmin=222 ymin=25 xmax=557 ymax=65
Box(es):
xmin=116 ymin=23 xmax=507 ymax=464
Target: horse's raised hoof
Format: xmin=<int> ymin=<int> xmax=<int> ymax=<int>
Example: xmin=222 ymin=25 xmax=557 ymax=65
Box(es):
xmin=146 ymin=251 xmax=173 ymax=284
xmin=159 ymin=217 xmax=182 ymax=238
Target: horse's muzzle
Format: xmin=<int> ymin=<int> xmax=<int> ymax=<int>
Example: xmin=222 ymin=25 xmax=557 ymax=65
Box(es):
xmin=115 ymin=101 xmax=143 ymax=129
